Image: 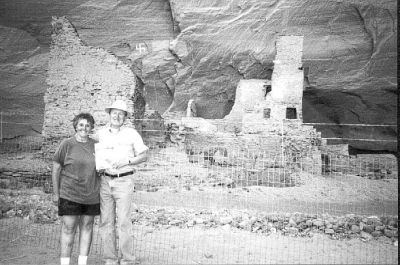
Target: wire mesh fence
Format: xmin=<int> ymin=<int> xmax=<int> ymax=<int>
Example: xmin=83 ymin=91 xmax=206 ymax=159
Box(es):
xmin=0 ymin=117 xmax=398 ymax=264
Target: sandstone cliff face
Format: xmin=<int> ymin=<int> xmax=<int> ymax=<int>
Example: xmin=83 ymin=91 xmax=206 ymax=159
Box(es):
xmin=0 ymin=0 xmax=397 ymax=151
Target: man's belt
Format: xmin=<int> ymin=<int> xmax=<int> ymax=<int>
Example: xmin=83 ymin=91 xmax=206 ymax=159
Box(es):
xmin=103 ymin=170 xmax=135 ymax=178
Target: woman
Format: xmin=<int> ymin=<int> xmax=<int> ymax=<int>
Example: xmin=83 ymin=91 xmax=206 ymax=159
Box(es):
xmin=52 ymin=113 xmax=100 ymax=265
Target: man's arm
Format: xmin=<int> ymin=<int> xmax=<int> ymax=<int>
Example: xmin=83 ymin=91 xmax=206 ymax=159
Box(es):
xmin=112 ymin=150 xmax=148 ymax=169
xmin=128 ymin=150 xmax=148 ymax=165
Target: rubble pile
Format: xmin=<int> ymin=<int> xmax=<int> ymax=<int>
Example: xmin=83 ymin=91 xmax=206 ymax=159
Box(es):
xmin=0 ymin=188 xmax=58 ymax=224
xmin=132 ymin=208 xmax=398 ymax=243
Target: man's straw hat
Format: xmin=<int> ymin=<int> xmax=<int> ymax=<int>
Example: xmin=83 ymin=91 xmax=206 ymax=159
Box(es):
xmin=105 ymin=99 xmax=131 ymax=117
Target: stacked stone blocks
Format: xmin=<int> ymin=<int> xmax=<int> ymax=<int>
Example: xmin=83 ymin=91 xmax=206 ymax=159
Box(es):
xmin=268 ymin=35 xmax=304 ymax=121
xmin=42 ymin=16 xmax=143 ymax=155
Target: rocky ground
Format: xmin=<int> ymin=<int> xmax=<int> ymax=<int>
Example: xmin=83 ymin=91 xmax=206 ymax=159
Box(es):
xmin=0 ymin=185 xmax=398 ymax=264
xmin=0 ymin=149 xmax=398 ymax=264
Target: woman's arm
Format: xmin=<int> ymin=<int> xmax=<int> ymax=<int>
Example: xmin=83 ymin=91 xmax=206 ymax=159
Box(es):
xmin=52 ymin=161 xmax=62 ymax=201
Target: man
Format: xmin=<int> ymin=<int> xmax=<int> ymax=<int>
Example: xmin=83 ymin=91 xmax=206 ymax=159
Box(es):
xmin=97 ymin=99 xmax=148 ymax=265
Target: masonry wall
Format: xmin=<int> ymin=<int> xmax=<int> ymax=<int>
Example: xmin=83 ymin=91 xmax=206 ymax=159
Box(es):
xmin=268 ymin=35 xmax=304 ymax=121
xmin=43 ymin=16 xmax=140 ymax=139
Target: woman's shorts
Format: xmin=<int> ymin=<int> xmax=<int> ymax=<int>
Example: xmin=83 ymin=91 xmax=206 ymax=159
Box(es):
xmin=58 ymin=198 xmax=100 ymax=216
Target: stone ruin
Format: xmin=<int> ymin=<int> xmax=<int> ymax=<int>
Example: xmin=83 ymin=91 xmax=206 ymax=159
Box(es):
xmin=42 ymin=20 xmax=347 ymax=181
xmin=166 ymin=36 xmax=324 ymax=180
xmin=42 ymin=17 xmax=145 ymax=153
xmin=226 ymin=36 xmax=304 ymax=129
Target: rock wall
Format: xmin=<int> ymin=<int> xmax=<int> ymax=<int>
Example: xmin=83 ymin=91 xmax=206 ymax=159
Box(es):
xmin=43 ymin=17 xmax=141 ymax=140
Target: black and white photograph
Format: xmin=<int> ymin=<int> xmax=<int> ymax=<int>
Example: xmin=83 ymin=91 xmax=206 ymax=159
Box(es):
xmin=0 ymin=0 xmax=397 ymax=264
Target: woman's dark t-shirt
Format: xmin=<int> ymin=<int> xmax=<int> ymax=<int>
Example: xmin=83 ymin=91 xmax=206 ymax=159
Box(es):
xmin=53 ymin=137 xmax=100 ymax=204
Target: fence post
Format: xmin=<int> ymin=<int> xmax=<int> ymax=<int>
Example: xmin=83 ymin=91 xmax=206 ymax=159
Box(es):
xmin=0 ymin=111 xmax=2 ymax=143
xmin=281 ymin=121 xmax=284 ymax=165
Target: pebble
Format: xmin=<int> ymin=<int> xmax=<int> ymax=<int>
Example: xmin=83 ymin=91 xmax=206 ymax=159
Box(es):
xmin=363 ymin=224 xmax=375 ymax=233
xmin=222 ymin=224 xmax=231 ymax=231
xmin=366 ymin=216 xmax=379 ymax=225
xmin=288 ymin=218 xmax=297 ymax=227
xmin=239 ymin=219 xmax=251 ymax=229
xmin=360 ymin=231 xmax=373 ymax=240
xmin=371 ymin=231 xmax=382 ymax=237
xmin=351 ymin=225 xmax=360 ymax=233
xmin=195 ymin=218 xmax=204 ymax=224
xmin=325 ymin=228 xmax=335 ymax=234
xmin=169 ymin=219 xmax=182 ymax=226
xmin=287 ymin=227 xmax=299 ymax=234
xmin=313 ymin=219 xmax=324 ymax=227
xmin=6 ymin=209 xmax=15 ymax=217
xmin=249 ymin=216 xmax=258 ymax=224
xmin=384 ymin=229 xmax=396 ymax=238
xmin=388 ymin=220 xmax=398 ymax=228
xmin=219 ymin=216 xmax=233 ymax=225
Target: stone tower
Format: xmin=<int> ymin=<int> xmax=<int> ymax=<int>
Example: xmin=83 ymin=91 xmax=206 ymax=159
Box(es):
xmin=267 ymin=35 xmax=304 ymax=121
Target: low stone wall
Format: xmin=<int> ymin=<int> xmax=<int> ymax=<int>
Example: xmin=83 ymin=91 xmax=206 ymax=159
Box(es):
xmin=0 ymin=170 xmax=51 ymax=190
xmin=1 ymin=190 xmax=397 ymax=244
xmin=132 ymin=207 xmax=398 ymax=243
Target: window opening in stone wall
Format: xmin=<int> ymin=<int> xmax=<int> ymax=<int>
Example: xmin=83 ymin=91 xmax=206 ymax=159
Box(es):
xmin=263 ymin=85 xmax=271 ymax=98
xmin=263 ymin=108 xmax=271 ymax=119
xmin=286 ymin=107 xmax=297 ymax=119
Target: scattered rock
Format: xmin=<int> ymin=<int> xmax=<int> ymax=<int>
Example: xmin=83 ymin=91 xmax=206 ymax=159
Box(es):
xmin=383 ymin=229 xmax=396 ymax=238
xmin=204 ymin=253 xmax=213 ymax=259
xmin=360 ymin=231 xmax=373 ymax=240
xmin=325 ymin=228 xmax=335 ymax=234
xmin=363 ymin=224 xmax=375 ymax=233
xmin=222 ymin=224 xmax=231 ymax=230
xmin=286 ymin=227 xmax=299 ymax=234
xmin=169 ymin=219 xmax=183 ymax=226
xmin=195 ymin=218 xmax=204 ymax=224
xmin=313 ymin=219 xmax=324 ymax=228
xmin=288 ymin=218 xmax=297 ymax=227
xmin=239 ymin=219 xmax=251 ymax=230
xmin=388 ymin=219 xmax=398 ymax=228
xmin=351 ymin=225 xmax=360 ymax=233
xmin=371 ymin=231 xmax=382 ymax=237
xmin=219 ymin=216 xmax=233 ymax=225
xmin=305 ymin=220 xmax=313 ymax=227
xmin=6 ymin=209 xmax=15 ymax=217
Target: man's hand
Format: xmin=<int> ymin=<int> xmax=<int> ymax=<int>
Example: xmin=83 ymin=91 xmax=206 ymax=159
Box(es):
xmin=88 ymin=130 xmax=99 ymax=142
xmin=52 ymin=193 xmax=59 ymax=205
xmin=111 ymin=158 xmax=129 ymax=169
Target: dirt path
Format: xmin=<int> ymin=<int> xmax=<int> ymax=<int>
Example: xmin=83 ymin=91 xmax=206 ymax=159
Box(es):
xmin=0 ymin=225 xmax=398 ymax=265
